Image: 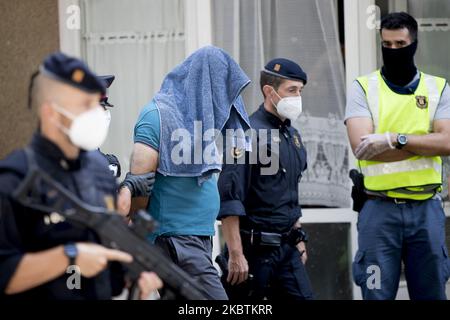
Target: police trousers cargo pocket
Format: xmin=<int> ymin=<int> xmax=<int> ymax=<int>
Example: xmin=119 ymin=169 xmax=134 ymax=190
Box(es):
xmin=442 ymin=246 xmax=450 ymax=283
xmin=352 ymin=250 xmax=367 ymax=287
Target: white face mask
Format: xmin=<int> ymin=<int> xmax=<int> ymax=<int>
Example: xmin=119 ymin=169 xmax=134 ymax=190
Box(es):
xmin=272 ymin=89 xmax=303 ymax=121
xmin=52 ymin=103 xmax=110 ymax=151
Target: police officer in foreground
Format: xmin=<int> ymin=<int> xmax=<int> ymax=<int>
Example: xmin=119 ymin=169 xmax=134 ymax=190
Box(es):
xmin=0 ymin=52 xmax=162 ymax=299
xmin=346 ymin=12 xmax=450 ymax=300
xmin=217 ymin=58 xmax=313 ymax=300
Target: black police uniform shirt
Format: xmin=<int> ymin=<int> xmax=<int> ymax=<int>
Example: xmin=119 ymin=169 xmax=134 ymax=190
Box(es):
xmin=0 ymin=133 xmax=125 ymax=300
xmin=218 ymin=104 xmax=307 ymax=233
xmin=99 ymin=151 xmax=121 ymax=178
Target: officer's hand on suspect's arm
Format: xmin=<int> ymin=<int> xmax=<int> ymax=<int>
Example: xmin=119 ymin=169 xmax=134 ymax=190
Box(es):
xmin=117 ymin=172 xmax=156 ymax=217
xmin=227 ymin=251 xmax=249 ymax=285
xmin=355 ymin=133 xmax=396 ymax=160
xmin=137 ymin=271 xmax=163 ymax=300
xmin=120 ymin=172 xmax=156 ymax=197
xmin=75 ymin=243 xmax=133 ymax=278
xmin=296 ymin=241 xmax=308 ymax=265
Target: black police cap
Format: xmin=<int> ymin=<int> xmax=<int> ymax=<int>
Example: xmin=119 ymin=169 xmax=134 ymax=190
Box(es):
xmin=98 ymin=75 xmax=115 ymax=108
xmin=98 ymin=75 xmax=115 ymax=88
xmin=263 ymin=58 xmax=307 ymax=84
xmin=39 ymin=52 xmax=106 ymax=95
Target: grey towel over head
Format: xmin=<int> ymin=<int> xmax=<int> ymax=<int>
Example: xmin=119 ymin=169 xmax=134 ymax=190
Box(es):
xmin=153 ymin=45 xmax=252 ymax=183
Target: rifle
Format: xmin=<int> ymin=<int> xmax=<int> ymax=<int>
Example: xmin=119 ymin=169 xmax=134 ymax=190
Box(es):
xmin=12 ymin=168 xmax=207 ymax=300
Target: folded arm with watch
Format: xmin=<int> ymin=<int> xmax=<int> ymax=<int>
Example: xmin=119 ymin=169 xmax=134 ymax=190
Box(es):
xmin=354 ymin=132 xmax=409 ymax=160
xmin=355 ymin=127 xmax=450 ymax=161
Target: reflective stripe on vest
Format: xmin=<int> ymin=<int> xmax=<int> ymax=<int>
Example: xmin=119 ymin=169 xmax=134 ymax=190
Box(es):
xmin=357 ymin=70 xmax=446 ymax=199
xmin=360 ymin=157 xmax=441 ymax=177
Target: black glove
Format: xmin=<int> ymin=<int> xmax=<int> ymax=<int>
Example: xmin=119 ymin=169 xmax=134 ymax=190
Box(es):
xmin=120 ymin=172 xmax=156 ymax=197
xmin=286 ymin=227 xmax=308 ymax=247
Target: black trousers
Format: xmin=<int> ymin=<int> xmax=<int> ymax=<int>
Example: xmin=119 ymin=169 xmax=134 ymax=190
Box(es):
xmin=224 ymin=242 xmax=314 ymax=300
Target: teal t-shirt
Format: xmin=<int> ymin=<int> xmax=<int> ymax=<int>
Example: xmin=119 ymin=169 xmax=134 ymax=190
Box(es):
xmin=134 ymin=100 xmax=219 ymax=240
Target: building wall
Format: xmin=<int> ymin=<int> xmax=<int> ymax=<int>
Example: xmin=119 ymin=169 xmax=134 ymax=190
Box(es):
xmin=0 ymin=0 xmax=59 ymax=158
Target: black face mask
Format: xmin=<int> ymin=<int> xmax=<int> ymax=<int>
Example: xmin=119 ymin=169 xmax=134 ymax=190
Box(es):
xmin=381 ymin=41 xmax=418 ymax=86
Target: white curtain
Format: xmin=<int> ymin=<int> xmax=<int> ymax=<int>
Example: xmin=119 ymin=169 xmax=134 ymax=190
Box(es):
xmin=405 ymin=0 xmax=450 ymax=198
xmin=408 ymin=0 xmax=450 ymax=80
xmin=81 ymin=0 xmax=185 ymax=176
xmin=212 ymin=0 xmax=350 ymax=207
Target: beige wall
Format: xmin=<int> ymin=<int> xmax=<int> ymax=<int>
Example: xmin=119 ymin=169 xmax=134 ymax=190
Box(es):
xmin=0 ymin=0 xmax=59 ymax=158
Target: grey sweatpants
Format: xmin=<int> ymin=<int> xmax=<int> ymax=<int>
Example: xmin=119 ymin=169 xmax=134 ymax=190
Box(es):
xmin=155 ymin=235 xmax=228 ymax=300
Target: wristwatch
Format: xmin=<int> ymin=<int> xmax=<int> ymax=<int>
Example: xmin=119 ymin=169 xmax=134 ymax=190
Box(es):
xmin=396 ymin=134 xmax=408 ymax=149
xmin=297 ymin=228 xmax=309 ymax=243
xmin=64 ymin=243 xmax=78 ymax=266
xmin=287 ymin=228 xmax=309 ymax=246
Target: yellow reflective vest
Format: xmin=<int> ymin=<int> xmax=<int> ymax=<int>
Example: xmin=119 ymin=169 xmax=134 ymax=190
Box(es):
xmin=356 ymin=70 xmax=447 ymax=200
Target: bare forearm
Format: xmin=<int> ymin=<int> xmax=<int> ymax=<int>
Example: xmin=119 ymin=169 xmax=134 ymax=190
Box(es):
xmin=126 ymin=143 xmax=158 ymax=213
xmin=293 ymin=218 xmax=302 ymax=229
xmin=391 ymin=120 xmax=450 ymax=157
xmin=6 ymin=246 xmax=68 ymax=295
xmin=130 ymin=143 xmax=158 ymax=175
xmin=221 ymin=216 xmax=243 ymax=256
xmin=347 ymin=117 xmax=450 ymax=161
xmin=368 ymin=149 xmax=415 ymax=162
xmin=131 ymin=196 xmax=149 ymax=212
xmin=403 ymin=133 xmax=450 ymax=156
xmin=116 ymin=186 xmax=148 ymax=216
xmin=361 ymin=132 xmax=450 ymax=161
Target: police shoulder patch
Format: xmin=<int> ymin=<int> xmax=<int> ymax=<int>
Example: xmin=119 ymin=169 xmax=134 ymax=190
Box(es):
xmin=293 ymin=135 xmax=301 ymax=148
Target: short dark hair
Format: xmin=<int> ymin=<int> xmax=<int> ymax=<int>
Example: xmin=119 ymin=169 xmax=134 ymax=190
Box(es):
xmin=380 ymin=12 xmax=418 ymax=42
xmin=28 ymin=70 xmax=40 ymax=109
xmin=260 ymin=71 xmax=286 ymax=98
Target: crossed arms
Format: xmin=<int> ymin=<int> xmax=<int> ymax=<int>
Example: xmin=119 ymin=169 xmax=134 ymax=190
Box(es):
xmin=346 ymin=117 xmax=450 ymax=161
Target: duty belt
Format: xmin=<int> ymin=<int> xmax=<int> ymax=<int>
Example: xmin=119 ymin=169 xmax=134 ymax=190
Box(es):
xmin=366 ymin=194 xmax=430 ymax=204
xmin=240 ymin=228 xmax=308 ymax=247
xmin=240 ymin=229 xmax=284 ymax=247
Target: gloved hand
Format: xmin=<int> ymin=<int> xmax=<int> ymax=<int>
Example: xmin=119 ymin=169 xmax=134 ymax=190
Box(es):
xmin=120 ymin=172 xmax=156 ymax=197
xmin=355 ymin=132 xmax=395 ymax=160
